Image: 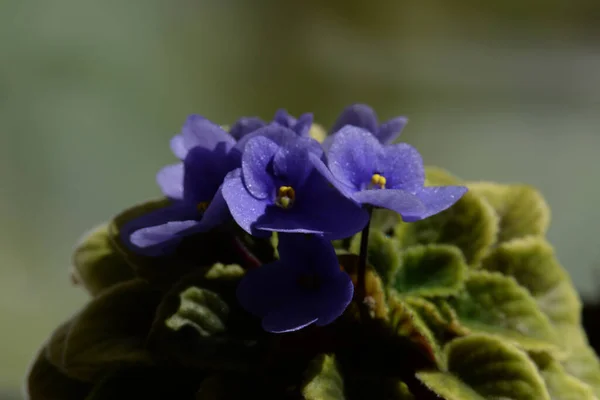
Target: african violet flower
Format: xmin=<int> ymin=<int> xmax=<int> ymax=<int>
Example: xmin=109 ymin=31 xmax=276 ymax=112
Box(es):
xmin=121 ymin=118 xmax=238 ymax=256
xmin=236 ymin=233 xmax=353 ymax=333
xmin=313 ymin=126 xmax=468 ymax=222
xmin=222 ymin=127 xmax=370 ymax=239
xmin=323 ymin=103 xmax=407 ymax=150
xmin=229 ymin=108 xmax=313 ymax=140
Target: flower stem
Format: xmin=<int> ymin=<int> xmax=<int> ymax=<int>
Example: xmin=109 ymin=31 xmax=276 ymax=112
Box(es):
xmin=232 ymin=235 xmax=262 ymax=269
xmin=356 ymin=206 xmax=373 ymax=303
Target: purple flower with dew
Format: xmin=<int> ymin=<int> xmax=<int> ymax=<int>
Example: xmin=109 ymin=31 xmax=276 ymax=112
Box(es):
xmin=312 ymin=126 xmax=468 ymax=222
xmin=229 ymin=108 xmax=313 ymax=141
xmin=237 ymin=234 xmax=353 ymax=333
xmin=222 ymin=129 xmax=370 ymax=239
xmin=323 ymin=104 xmax=408 ymax=150
xmin=121 ymin=118 xmax=239 ymax=256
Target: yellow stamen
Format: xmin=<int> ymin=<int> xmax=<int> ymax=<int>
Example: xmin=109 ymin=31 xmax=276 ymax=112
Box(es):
xmin=276 ymin=186 xmax=296 ymax=209
xmin=197 ymin=201 xmax=209 ymax=212
xmin=371 ymin=173 xmax=386 ymax=189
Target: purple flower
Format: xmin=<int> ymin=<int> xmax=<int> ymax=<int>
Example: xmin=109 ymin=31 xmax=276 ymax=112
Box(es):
xmin=122 ymin=118 xmax=238 ymax=256
xmin=228 ymin=109 xmax=313 ymax=141
xmin=237 ymin=234 xmax=353 ymax=333
xmin=323 ymin=104 xmax=407 ymax=150
xmin=222 ymin=129 xmax=369 ymax=239
xmin=312 ymin=126 xmax=468 ymax=222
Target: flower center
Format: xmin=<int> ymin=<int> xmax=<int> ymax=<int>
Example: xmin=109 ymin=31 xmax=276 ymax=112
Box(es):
xmin=297 ymin=273 xmax=321 ymax=291
xmin=197 ymin=202 xmax=209 ymax=212
xmin=276 ymin=186 xmax=296 ymax=209
xmin=369 ymin=173 xmax=386 ymax=189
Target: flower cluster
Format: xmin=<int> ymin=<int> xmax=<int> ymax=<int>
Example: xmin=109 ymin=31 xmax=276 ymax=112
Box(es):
xmin=122 ymin=104 xmax=467 ymax=332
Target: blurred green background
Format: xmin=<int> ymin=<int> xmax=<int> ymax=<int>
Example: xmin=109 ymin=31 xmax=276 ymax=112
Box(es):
xmin=2 ymin=0 xmax=600 ymax=395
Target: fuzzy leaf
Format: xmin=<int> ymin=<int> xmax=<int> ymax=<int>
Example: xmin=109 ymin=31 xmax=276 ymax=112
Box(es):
xmin=370 ymin=208 xmax=402 ymax=233
xmin=404 ymin=297 xmax=468 ymax=339
xmin=393 ymin=244 xmax=467 ymax=297
xmin=448 ymin=270 xmax=559 ymax=353
xmin=338 ymin=254 xmax=388 ymax=319
xmin=72 ymin=223 xmax=135 ymax=296
xmin=350 ymin=230 xmax=401 ymax=287
xmin=424 ymin=166 xmax=462 ymax=185
xmin=25 ymin=344 xmax=92 ymax=400
xmin=389 ymin=297 xmax=444 ymax=367
xmin=148 ymin=269 xmax=262 ymax=371
xmin=195 ymin=375 xmax=257 ymax=399
xmin=560 ymin=326 xmax=600 ymax=397
xmin=302 ymin=354 xmax=346 ymax=400
xmin=468 ymin=182 xmax=550 ymax=243
xmin=531 ymin=353 xmax=596 ymax=400
xmin=481 ymin=237 xmax=581 ymax=327
xmin=85 ymin=367 xmax=199 ymax=399
xmin=45 ymin=319 xmax=72 ymax=374
xmin=62 ymin=279 xmax=162 ymax=382
xmin=419 ymin=334 xmax=551 ymax=400
xmin=204 ymin=263 xmax=245 ymax=280
xmin=394 ymin=189 xmax=497 ymax=266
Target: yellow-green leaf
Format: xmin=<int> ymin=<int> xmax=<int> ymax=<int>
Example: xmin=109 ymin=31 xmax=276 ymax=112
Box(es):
xmin=448 ymin=271 xmax=560 ymax=353
xmin=424 ymin=166 xmax=462 ymax=186
xmin=350 ymin=230 xmax=401 ymax=287
xmin=72 ymin=223 xmax=135 ymax=296
xmin=393 ymin=244 xmax=467 ymax=297
xmin=560 ymin=326 xmax=600 ymax=397
xmin=531 ymin=352 xmax=596 ymax=400
xmin=62 ymin=280 xmax=162 ymax=382
xmin=419 ymin=334 xmax=551 ymax=400
xmin=481 ymin=237 xmax=581 ymax=327
xmin=302 ymin=354 xmax=346 ymax=400
xmin=395 ymin=189 xmax=497 ymax=266
xmin=468 ymin=182 xmax=550 ymax=243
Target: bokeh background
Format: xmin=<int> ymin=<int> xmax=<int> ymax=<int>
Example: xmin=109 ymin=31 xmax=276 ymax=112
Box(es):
xmin=2 ymin=0 xmax=600 ymax=396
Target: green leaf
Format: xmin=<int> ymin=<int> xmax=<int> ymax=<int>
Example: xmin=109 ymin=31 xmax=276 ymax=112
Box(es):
xmin=560 ymin=326 xmax=600 ymax=397
xmin=85 ymin=367 xmax=200 ymax=399
xmin=448 ymin=270 xmax=560 ymax=353
xmin=424 ymin=166 xmax=462 ymax=185
xmin=370 ymin=208 xmax=402 ymax=233
xmin=349 ymin=230 xmax=401 ymax=287
xmin=403 ymin=297 xmax=469 ymax=339
xmin=481 ymin=237 xmax=581 ymax=327
xmin=531 ymin=352 xmax=596 ymax=400
xmin=45 ymin=319 xmax=72 ymax=374
xmin=195 ymin=375 xmax=258 ymax=399
xmin=468 ymin=182 xmax=550 ymax=243
xmin=338 ymin=254 xmax=388 ymax=319
xmin=25 ymin=344 xmax=92 ymax=400
xmin=418 ymin=334 xmax=551 ymax=400
xmin=204 ymin=263 xmax=245 ymax=280
xmin=302 ymin=354 xmax=346 ymax=400
xmin=62 ymin=279 xmax=163 ymax=382
xmin=393 ymin=244 xmax=467 ymax=297
xmin=388 ymin=297 xmax=444 ymax=367
xmin=148 ymin=270 xmax=262 ymax=371
xmin=72 ymin=223 xmax=135 ymax=296
xmin=394 ymin=189 xmax=498 ymax=266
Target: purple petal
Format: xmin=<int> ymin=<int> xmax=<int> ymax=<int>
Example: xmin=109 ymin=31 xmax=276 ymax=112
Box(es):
xmin=229 ymin=117 xmax=266 ymax=140
xmin=309 ymin=153 xmax=356 ymax=199
xmin=321 ymin=135 xmax=335 ymax=153
xmin=262 ymin=302 xmax=319 ymax=333
xmin=408 ymin=186 xmax=468 ymax=221
xmin=232 ymin=124 xmax=298 ymax=157
xmin=377 ymin=116 xmax=408 ymax=145
xmin=130 ymin=220 xmax=201 ymax=253
xmin=277 ymin=233 xmax=341 ymax=277
xmin=316 ymin=272 xmax=354 ymax=326
xmin=193 ymin=186 xmax=231 ymax=231
xmin=327 ymin=126 xmax=381 ymax=190
xmin=236 ymin=260 xmax=298 ymax=317
xmin=156 ymin=163 xmax=184 ymax=200
xmin=170 ymin=134 xmax=187 ymax=160
xmin=330 ymin=104 xmax=378 ymax=134
xmin=377 ymin=143 xmax=425 ymax=193
xmin=181 ymin=115 xmax=236 ymax=154
xmin=120 ymin=202 xmax=200 ymax=256
xmin=241 ymin=136 xmax=278 ymax=199
xmin=352 ymin=189 xmax=426 ymax=220
xmin=183 ymin=146 xmax=227 ymax=203
xmin=255 ymin=172 xmax=370 ymax=240
xmin=273 ymin=140 xmax=312 ymax=188
xmin=222 ymin=170 xmax=269 ymax=236
xmin=292 ymin=113 xmax=313 ymax=136
xmin=273 ymin=109 xmax=295 ymax=128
